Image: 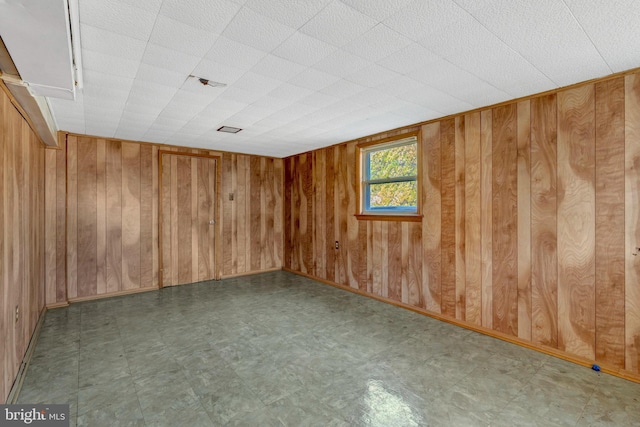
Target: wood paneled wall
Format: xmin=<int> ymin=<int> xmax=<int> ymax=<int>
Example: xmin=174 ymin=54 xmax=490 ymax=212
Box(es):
xmin=284 ymin=73 xmax=640 ymax=380
xmin=1 ymin=84 xmax=46 ymax=402
xmin=45 ymin=135 xmax=283 ymax=304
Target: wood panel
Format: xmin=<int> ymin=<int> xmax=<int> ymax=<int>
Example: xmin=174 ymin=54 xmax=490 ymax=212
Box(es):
xmin=106 ymin=140 xmax=122 ymax=293
xmin=557 ymin=84 xmax=596 ymax=360
xmin=96 ymin=139 xmax=106 ymax=295
xmin=440 ymin=118 xmax=456 ymax=317
xmin=594 ymin=77 xmax=625 ymax=368
xmin=0 ymin=84 xmax=46 ymax=403
xmin=531 ymin=94 xmax=558 ymax=347
xmin=66 ymin=136 xmax=78 ymax=298
xmin=625 ymin=73 xmax=640 ymax=373
xmin=140 ymin=144 xmax=153 ymax=287
xmin=465 ymin=112 xmax=482 ymax=326
xmin=122 ymin=142 xmax=141 ymax=290
xmin=455 ymin=116 xmax=466 ymax=320
xmin=517 ymin=100 xmax=532 ymax=341
xmin=282 ymin=68 xmax=640 ymax=382
xmin=76 ymin=138 xmax=97 ymax=297
xmin=492 ymin=103 xmax=518 ymax=336
xmin=50 ymin=137 xmax=282 ymax=300
xmin=480 ymin=109 xmax=493 ymax=329
xmin=422 ymin=122 xmax=441 ymax=314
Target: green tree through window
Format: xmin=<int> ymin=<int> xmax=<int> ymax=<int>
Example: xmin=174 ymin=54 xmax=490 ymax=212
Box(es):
xmin=361 ymin=135 xmax=418 ymax=213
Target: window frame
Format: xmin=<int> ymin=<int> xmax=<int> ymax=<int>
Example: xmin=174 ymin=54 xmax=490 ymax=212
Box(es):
xmin=355 ymin=131 xmax=422 ymax=222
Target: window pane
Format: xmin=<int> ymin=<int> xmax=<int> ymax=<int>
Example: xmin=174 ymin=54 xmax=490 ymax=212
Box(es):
xmin=368 ymin=181 xmax=417 ymax=209
xmin=368 ymin=143 xmax=417 ymax=180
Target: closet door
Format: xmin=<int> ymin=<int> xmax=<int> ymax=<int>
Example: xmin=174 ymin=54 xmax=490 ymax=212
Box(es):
xmin=160 ymin=151 xmax=218 ymax=287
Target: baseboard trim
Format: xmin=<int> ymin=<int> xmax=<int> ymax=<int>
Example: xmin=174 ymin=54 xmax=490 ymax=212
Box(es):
xmin=283 ymin=267 xmax=640 ymax=384
xmin=221 ymin=267 xmax=282 ymax=279
xmin=68 ymin=286 xmax=158 ymax=303
xmin=6 ymin=306 xmax=47 ymax=403
xmin=45 ymin=301 xmax=69 ymax=309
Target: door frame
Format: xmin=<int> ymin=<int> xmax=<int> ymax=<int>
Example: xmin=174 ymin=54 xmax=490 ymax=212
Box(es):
xmin=158 ymin=150 xmax=222 ymax=287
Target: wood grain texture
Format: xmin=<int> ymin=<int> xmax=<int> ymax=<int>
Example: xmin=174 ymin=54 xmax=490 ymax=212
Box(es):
xmin=250 ymin=156 xmax=262 ymax=272
xmin=595 ymin=77 xmax=626 ymax=368
xmin=96 ymin=139 xmax=106 ymax=295
xmin=455 ymin=116 xmax=466 ymax=321
xmin=140 ymin=144 xmax=153 ymax=288
xmin=465 ymin=112 xmax=482 ymax=326
xmin=55 ymin=144 xmax=67 ymax=302
xmin=557 ymin=84 xmax=596 ymax=360
xmin=76 ymin=138 xmax=98 ymax=297
xmin=422 ymin=122 xmax=442 ymax=314
xmin=531 ymin=94 xmax=558 ymax=347
xmin=492 ymin=103 xmax=518 ymax=336
xmin=178 ymin=156 xmax=193 ymax=284
xmin=480 ymin=109 xmax=493 ymax=329
xmin=44 ymin=148 xmax=57 ymax=305
xmin=0 ymin=85 xmax=46 ymax=403
xmin=441 ymin=118 xmax=457 ymax=317
xmin=388 ymin=222 xmax=402 ymax=301
xmin=517 ymin=100 xmax=532 ymax=341
xmin=106 ymin=140 xmax=122 ymax=293
xmin=280 ymin=69 xmax=640 ymax=381
xmin=66 ymin=136 xmax=78 ymax=299
xmin=625 ymin=73 xmax=640 ymax=373
xmin=122 ymin=142 xmax=141 ymax=290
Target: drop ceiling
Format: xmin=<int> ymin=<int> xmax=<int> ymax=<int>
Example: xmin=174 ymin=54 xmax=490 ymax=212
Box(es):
xmin=30 ymin=0 xmax=640 ymax=157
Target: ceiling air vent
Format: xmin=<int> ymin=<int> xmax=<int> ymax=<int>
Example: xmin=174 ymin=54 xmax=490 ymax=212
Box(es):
xmin=217 ymin=126 xmax=242 ymax=134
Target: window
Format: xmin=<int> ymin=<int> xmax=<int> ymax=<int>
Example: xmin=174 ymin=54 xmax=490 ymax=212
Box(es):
xmin=357 ymin=133 xmax=421 ymax=221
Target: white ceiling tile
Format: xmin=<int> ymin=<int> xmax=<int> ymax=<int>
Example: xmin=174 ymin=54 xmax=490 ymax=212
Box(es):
xmin=159 ymin=0 xmax=240 ymax=33
xmin=222 ymin=7 xmax=297 ymax=52
xmin=375 ymin=75 xmax=421 ymax=96
xmin=454 ymin=0 xmax=611 ymax=86
xmin=383 ymin=0 xmax=473 ymax=42
xmin=149 ymin=15 xmax=220 ymax=57
xmin=135 ymin=63 xmax=189 ymax=88
xmin=250 ymin=96 xmax=293 ymax=110
xmin=397 ymin=84 xmax=471 ymax=115
xmin=300 ymin=2 xmax=377 ymax=47
xmin=340 ymin=0 xmax=415 ymax=21
xmin=205 ymin=36 xmax=267 ymax=71
xmin=376 ymin=42 xmax=442 ymax=74
xmin=231 ymin=72 xmax=284 ymax=98
xmin=250 ymin=55 xmax=307 ymax=81
xmin=117 ymin=0 xmax=163 ymax=14
xmin=344 ymin=64 xmax=400 ymax=88
xmin=266 ymin=83 xmax=314 ymax=102
xmin=142 ymin=43 xmax=201 ymax=75
xmin=245 ymin=0 xmax=332 ymax=29
xmin=272 ymin=32 xmax=337 ymax=66
xmin=298 ymin=92 xmax=340 ymax=109
xmin=287 ymin=68 xmax=340 ymax=91
xmin=313 ymin=49 xmax=370 ymax=78
xmin=80 ymin=0 xmax=156 ymax=41
xmin=217 ymin=86 xmax=264 ymax=104
xmin=82 ymin=49 xmax=141 ymax=79
xmin=319 ymin=79 xmax=367 ymax=98
xmin=418 ymin=20 xmax=555 ymax=97
xmin=190 ymin=59 xmax=245 ymax=88
xmin=564 ymin=0 xmax=640 ymax=73
xmin=83 ymin=69 xmax=134 ymax=92
xmin=80 ymin=24 xmax=146 ymax=61
xmin=343 ymin=24 xmax=412 ymax=62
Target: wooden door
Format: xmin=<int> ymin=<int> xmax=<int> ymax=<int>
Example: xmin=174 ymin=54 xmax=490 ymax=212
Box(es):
xmin=159 ymin=151 xmax=220 ymax=287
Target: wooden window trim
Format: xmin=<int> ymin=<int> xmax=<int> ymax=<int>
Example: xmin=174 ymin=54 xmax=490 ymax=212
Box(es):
xmin=355 ymin=131 xmax=422 ymax=222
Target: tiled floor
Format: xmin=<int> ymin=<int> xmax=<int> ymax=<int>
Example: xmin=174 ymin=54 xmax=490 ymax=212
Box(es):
xmin=18 ymin=271 xmax=640 ymax=426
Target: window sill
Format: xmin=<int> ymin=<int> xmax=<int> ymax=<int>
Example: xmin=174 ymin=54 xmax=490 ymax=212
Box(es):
xmin=355 ymin=213 xmax=423 ymax=222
